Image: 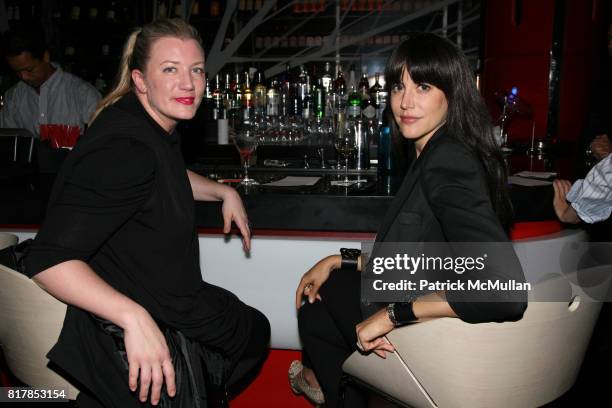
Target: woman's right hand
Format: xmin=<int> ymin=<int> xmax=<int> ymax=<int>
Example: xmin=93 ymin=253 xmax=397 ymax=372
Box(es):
xmin=295 ymin=255 xmax=340 ymax=308
xmin=31 ymin=262 xmax=176 ymax=406
xmin=122 ymin=307 xmax=176 ymax=405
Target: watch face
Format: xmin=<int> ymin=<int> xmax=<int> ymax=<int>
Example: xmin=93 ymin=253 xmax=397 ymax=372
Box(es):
xmin=341 ymin=248 xmax=361 ymax=260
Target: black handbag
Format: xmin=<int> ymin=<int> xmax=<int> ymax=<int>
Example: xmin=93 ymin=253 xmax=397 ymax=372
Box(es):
xmin=0 ymin=238 xmax=32 ymax=272
xmin=91 ymin=315 xmax=232 ymax=408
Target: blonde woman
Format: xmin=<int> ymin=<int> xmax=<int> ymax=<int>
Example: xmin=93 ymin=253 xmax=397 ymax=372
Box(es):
xmin=23 ymin=19 xmax=269 ymax=407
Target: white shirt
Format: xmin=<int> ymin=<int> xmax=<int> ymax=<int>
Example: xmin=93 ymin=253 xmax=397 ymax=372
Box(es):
xmin=567 ymin=154 xmax=612 ymax=223
xmin=0 ymin=65 xmax=101 ymax=137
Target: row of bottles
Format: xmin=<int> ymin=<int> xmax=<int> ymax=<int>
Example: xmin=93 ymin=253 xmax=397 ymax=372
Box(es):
xmin=340 ymin=0 xmax=436 ymax=12
xmin=44 ymin=1 xmax=132 ymax=22
xmin=254 ymin=33 xmax=407 ymax=49
xmin=4 ymin=1 xmax=126 ymax=21
xmin=291 ymin=0 xmax=436 ymax=14
xmin=203 ymin=63 xmax=387 ymax=126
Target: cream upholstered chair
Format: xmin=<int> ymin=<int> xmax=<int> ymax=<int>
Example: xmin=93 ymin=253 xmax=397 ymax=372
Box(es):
xmin=342 ymin=229 xmax=608 ymax=408
xmin=0 ymin=232 xmax=18 ymax=250
xmin=0 ymin=263 xmax=79 ymax=399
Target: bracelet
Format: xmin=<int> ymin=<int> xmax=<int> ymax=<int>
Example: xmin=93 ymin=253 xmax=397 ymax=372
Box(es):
xmin=387 ymin=302 xmax=417 ymax=327
xmin=340 ymin=248 xmax=361 ymax=271
xmin=386 ymin=303 xmax=399 ymax=326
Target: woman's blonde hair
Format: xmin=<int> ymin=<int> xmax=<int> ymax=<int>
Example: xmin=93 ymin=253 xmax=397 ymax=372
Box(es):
xmin=90 ymin=18 xmax=202 ymax=122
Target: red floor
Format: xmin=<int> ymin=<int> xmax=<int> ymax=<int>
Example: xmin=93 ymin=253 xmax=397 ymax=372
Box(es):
xmin=1 ymin=349 xmax=314 ymax=407
xmin=231 ymin=349 xmax=314 ymax=407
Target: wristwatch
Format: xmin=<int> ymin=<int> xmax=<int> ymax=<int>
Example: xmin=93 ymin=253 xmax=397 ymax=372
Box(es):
xmin=387 ymin=302 xmax=417 ymax=327
xmin=340 ymin=248 xmax=361 ymax=271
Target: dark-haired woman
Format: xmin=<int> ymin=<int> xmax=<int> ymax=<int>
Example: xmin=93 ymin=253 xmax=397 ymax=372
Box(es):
xmin=290 ymin=33 xmax=527 ymax=407
xmin=23 ymin=19 xmax=269 ymax=407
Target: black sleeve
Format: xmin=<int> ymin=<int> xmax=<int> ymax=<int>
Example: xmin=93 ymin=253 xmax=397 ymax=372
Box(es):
xmin=422 ymin=144 xmax=527 ymax=323
xmin=23 ymin=137 xmax=155 ymax=278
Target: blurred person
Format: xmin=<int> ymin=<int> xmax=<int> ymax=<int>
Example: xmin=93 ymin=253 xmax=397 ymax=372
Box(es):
xmin=0 ymin=27 xmax=100 ymax=137
xmin=553 ymin=154 xmax=612 ymax=224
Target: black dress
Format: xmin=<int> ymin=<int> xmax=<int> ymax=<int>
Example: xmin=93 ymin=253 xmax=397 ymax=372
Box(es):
xmin=23 ymin=93 xmax=269 ymax=407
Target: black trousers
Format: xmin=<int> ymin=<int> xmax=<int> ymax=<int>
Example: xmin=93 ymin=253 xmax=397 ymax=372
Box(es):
xmin=298 ymin=268 xmax=371 ymax=408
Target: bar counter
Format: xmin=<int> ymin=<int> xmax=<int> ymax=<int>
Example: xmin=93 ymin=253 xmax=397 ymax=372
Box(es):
xmin=0 ymin=165 xmax=557 ymax=232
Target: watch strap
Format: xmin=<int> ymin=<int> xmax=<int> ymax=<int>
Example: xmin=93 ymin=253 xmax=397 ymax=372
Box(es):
xmin=340 ymin=248 xmax=361 ymax=271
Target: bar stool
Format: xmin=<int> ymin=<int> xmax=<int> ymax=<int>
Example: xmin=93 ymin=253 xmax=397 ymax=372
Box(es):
xmin=340 ymin=229 xmax=607 ymax=407
xmin=0 ymin=263 xmax=80 ymax=400
xmin=0 ymin=232 xmax=18 ymax=250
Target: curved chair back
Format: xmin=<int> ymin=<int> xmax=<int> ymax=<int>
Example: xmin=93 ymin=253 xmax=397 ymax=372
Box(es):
xmin=0 ymin=232 xmax=18 ymax=250
xmin=343 ymin=229 xmax=605 ymax=407
xmin=0 ymin=264 xmax=79 ymax=399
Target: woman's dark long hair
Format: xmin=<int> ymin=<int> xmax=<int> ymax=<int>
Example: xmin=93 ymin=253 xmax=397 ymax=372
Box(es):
xmin=384 ymin=33 xmax=513 ymax=232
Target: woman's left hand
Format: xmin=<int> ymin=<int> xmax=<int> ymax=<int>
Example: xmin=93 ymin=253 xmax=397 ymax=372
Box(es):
xmin=355 ymin=308 xmax=396 ymax=358
xmin=221 ymin=187 xmax=251 ymax=251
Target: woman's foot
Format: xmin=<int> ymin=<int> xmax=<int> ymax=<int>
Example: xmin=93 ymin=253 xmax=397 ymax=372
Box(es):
xmin=288 ymin=360 xmax=325 ymax=405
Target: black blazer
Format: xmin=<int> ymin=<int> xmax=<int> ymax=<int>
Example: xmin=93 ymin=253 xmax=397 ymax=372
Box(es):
xmin=371 ymin=127 xmax=527 ymax=323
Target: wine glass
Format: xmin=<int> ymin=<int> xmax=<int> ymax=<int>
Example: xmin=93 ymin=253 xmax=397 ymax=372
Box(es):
xmin=233 ymin=128 xmax=259 ymax=185
xmin=334 ymin=117 xmax=357 ymax=186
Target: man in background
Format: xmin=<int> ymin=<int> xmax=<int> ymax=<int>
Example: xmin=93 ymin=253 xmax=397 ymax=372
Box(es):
xmin=0 ymin=27 xmax=100 ymax=138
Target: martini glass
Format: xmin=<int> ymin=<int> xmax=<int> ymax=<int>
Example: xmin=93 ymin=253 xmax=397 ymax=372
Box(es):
xmin=234 ymin=129 xmax=259 ymax=185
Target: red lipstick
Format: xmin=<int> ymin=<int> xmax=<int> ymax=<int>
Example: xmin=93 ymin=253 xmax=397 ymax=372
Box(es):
xmin=175 ymin=97 xmax=194 ymax=105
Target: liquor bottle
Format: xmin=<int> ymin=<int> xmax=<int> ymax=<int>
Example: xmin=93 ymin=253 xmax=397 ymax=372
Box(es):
xmin=321 ymin=62 xmax=333 ymax=93
xmin=209 ymin=1 xmax=220 ymax=17
xmin=222 ymin=72 xmax=232 ymax=111
xmin=106 ymin=1 xmax=116 ymax=20
xmin=377 ymin=124 xmax=393 ymax=175
xmin=202 ymin=75 xmax=214 ymax=120
xmin=158 ymin=1 xmax=167 ymax=17
xmin=297 ymin=65 xmax=309 ymax=102
xmin=302 ymin=75 xmax=312 ymax=121
xmin=347 ymin=66 xmax=361 ymax=115
xmin=359 ymin=70 xmax=376 ymax=120
xmin=254 ymin=71 xmax=267 ymax=117
xmin=212 ymin=74 xmax=223 ymax=120
xmin=233 ymin=72 xmax=243 ymax=111
xmin=346 ymin=93 xmax=369 ymax=170
xmin=266 ymin=79 xmax=280 ymax=117
xmin=347 ymin=64 xmax=357 ymax=92
xmin=370 ymin=72 xmax=387 ymax=123
xmin=330 ymin=68 xmax=346 ymax=118
xmin=174 ymin=0 xmax=183 ymax=17
xmin=226 ymin=72 xmax=242 ymax=128
xmin=292 ymin=0 xmax=302 ymax=13
xmin=358 ymin=69 xmax=369 ymax=96
xmin=71 ymin=4 xmax=80 ymax=20
xmin=191 ymin=0 xmax=200 ymax=16
xmin=89 ymin=5 xmax=99 ymax=19
xmin=279 ymin=64 xmax=293 ymax=117
xmin=242 ymin=72 xmax=254 ymax=121
xmin=312 ymin=76 xmax=326 ymax=119
xmin=333 ymin=69 xmax=347 ymax=99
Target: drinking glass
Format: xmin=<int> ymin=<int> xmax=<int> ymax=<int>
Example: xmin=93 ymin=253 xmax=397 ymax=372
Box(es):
xmin=334 ymin=119 xmax=357 ymax=186
xmin=234 ymin=129 xmax=259 ymax=185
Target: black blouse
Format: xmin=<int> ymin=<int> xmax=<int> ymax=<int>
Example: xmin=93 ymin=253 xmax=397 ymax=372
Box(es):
xmin=24 ymin=93 xmax=251 ymax=407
